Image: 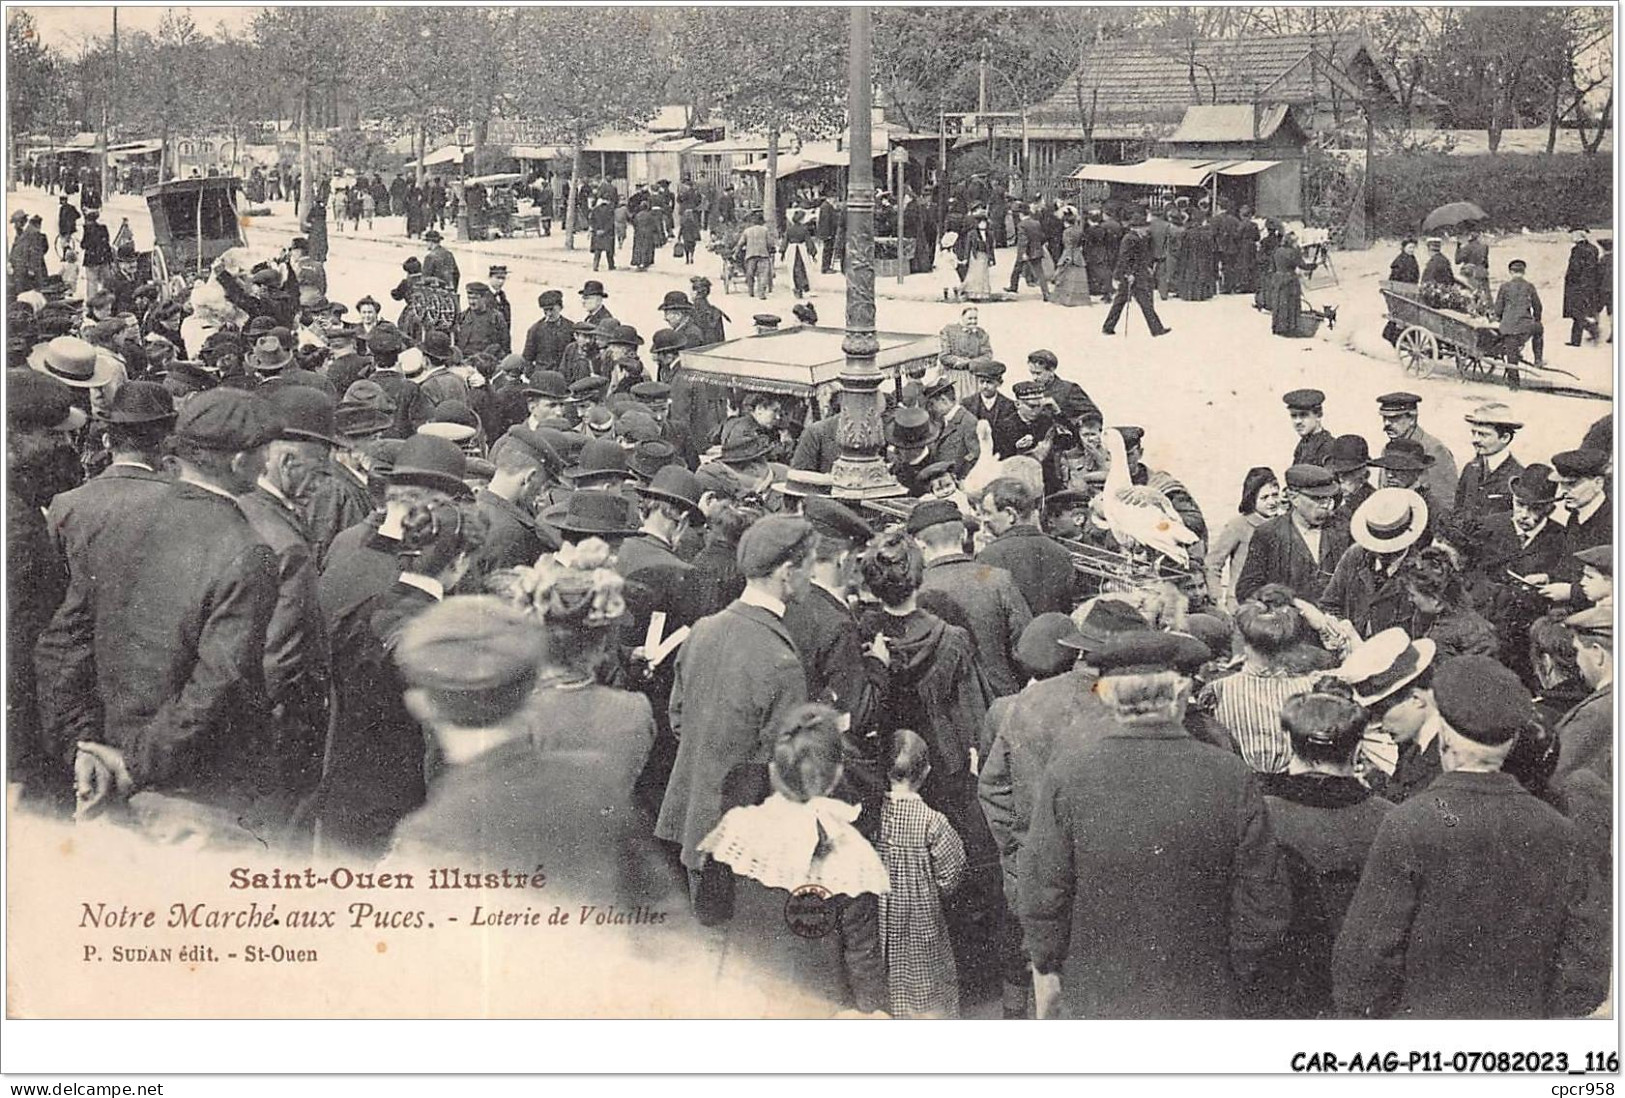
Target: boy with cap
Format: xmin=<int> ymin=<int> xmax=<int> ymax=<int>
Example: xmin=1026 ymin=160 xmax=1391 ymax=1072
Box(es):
xmin=963 ymin=359 xmax=1018 ymax=434
xmin=522 ymin=289 xmax=574 ymax=375
xmin=1020 ymin=629 xmax=1288 ymax=1018
xmin=1493 ymin=259 xmax=1545 ymax=367
xmin=976 ymin=475 xmax=1078 ymax=614
xmin=656 ymin=515 xmax=815 ymax=906
xmin=68 ymin=390 xmax=286 ymax=832
xmin=1334 ymin=655 xmax=1606 ymax=1019
xmin=1283 ymin=389 xmax=1336 ymax=470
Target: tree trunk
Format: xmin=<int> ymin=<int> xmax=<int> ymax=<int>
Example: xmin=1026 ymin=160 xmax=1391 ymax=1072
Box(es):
xmin=415 ymin=120 xmax=425 ymax=187
xmin=1582 ymin=90 xmax=1613 ymax=154
xmin=298 ymin=77 xmax=312 ymax=221
xmin=765 ymin=125 xmax=780 ymax=246
xmin=563 ymin=142 xmax=583 ymax=249
xmin=1546 ymin=65 xmax=1562 ymax=154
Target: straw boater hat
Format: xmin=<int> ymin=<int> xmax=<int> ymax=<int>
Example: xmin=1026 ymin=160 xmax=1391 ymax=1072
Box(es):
xmin=28 ymin=335 xmax=118 ymax=389
xmin=1349 ymin=487 xmax=1429 ymax=554
xmin=1335 ymin=626 xmax=1436 ymax=709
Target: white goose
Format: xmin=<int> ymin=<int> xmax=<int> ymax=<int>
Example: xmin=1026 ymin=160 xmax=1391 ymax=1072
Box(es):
xmin=1093 ymin=427 xmax=1200 ymax=567
xmin=961 ymin=418 xmax=1002 ymax=497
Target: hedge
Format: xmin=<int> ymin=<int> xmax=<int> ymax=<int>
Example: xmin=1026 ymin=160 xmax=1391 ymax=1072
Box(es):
xmin=1368 ymin=152 xmax=1612 ymax=236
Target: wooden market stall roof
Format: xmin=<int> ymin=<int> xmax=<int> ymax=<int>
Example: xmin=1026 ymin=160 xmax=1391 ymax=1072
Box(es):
xmin=1071 ymin=157 xmax=1279 ymax=187
xmin=679 ymin=326 xmax=938 ymax=396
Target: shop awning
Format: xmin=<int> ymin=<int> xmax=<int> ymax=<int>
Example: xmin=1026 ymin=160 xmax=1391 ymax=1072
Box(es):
xmin=409 ymin=144 xmax=468 ymax=168
xmin=1213 ymin=159 xmax=1280 ymax=177
xmin=507 ymin=144 xmax=569 ymax=160
xmin=1071 ymin=157 xmax=1279 ymax=186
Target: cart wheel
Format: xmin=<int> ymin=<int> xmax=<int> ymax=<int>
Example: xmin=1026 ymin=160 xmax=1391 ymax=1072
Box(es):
xmin=1455 ymin=351 xmax=1494 ymax=381
xmin=1396 ymin=326 xmax=1439 ymax=378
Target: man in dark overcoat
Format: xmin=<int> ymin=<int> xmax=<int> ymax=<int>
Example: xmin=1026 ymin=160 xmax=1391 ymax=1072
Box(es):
xmin=1020 ymin=631 xmax=1292 ymax=1018
xmin=1334 ymin=656 xmax=1607 ymax=1019
xmin=912 ymin=500 xmax=1031 ymax=699
xmin=975 ymin=476 xmax=1078 ymax=615
xmin=1100 ymin=207 xmax=1170 ymax=337
xmin=1283 ymin=388 xmax=1337 ymax=470
xmin=1005 ymin=204 xmax=1051 ymax=299
xmin=521 ymin=289 xmax=575 ymax=376
xmin=1540 ymin=448 xmax=1612 ymax=607
xmin=421 ymin=230 xmax=460 ymax=291
xmin=1450 ymin=401 xmax=1524 ymax=541
xmin=656 ymin=516 xmax=813 ymax=904
xmin=1234 ymin=465 xmax=1344 ymax=604
xmin=454 ymin=282 xmax=510 ymax=359
xmin=1551 ymin=604 xmax=1613 ymax=966
xmin=66 ymin=390 xmax=285 ymax=834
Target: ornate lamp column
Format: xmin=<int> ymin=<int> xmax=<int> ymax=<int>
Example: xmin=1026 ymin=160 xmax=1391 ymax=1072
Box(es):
xmin=831 ymin=4 xmax=904 ymax=500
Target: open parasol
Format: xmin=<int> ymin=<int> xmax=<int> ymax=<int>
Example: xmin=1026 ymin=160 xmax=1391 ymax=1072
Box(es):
xmin=1421 ymin=201 xmax=1488 ymax=232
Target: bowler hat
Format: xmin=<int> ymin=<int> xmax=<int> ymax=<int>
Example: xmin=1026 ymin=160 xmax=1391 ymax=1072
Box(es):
xmin=96 ymin=380 xmax=176 ymax=425
xmin=635 ymin=464 xmax=705 ymax=520
xmin=388 ymin=434 xmax=473 ymax=498
xmin=419 ymin=331 xmax=454 ymax=363
xmin=718 ymin=422 xmax=772 ymax=465
xmin=659 ymin=290 xmax=693 ymax=312
xmin=9 ymin=370 xmax=83 ymax=432
xmin=1432 ymin=655 xmax=1533 ymax=746
xmin=607 ymin=324 xmax=644 ymax=348
xmin=1510 ymin=463 xmax=1560 ymax=505
xmin=543 ymin=490 xmax=641 ymax=538
xmin=1369 ymin=438 xmax=1435 ymax=473
xmin=524 ymin=371 xmax=570 ymax=401
xmin=565 ymin=437 xmax=630 ymax=484
xmin=628 ymin=439 xmax=682 ymax=481
xmin=29 ymin=335 xmax=118 ymax=388
xmin=174 ymin=389 xmax=282 ymax=452
xmin=423 ymin=230 xmax=443 ymax=243
xmin=579 ymin=280 xmax=609 ymax=298
xmin=1324 ymin=435 xmax=1371 ymax=475
xmin=1016 ymin=613 xmax=1087 ymax=678
xmin=651 ymin=329 xmax=685 ymax=355
xmin=1349 ymin=487 xmax=1429 ymax=554
xmin=887 ymin=406 xmax=940 ymax=451
xmin=266 ymin=385 xmax=340 ymax=446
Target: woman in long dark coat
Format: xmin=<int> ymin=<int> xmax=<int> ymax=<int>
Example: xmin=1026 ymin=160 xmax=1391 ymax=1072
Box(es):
xmin=1271 ymin=232 xmax=1308 ymax=337
xmin=630 ymin=206 xmax=660 ymax=271
xmin=1165 ymin=212 xmax=1189 ymax=298
xmin=1254 ymin=220 xmax=1283 ymax=312
xmin=1231 ymin=207 xmax=1261 ymax=295
xmin=1563 ymin=232 xmax=1602 ymax=344
xmin=1177 ymin=212 xmax=1218 ymax=301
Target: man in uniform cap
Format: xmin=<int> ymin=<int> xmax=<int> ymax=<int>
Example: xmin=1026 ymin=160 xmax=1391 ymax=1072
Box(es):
xmin=1335 ymin=655 xmax=1606 ymax=1019
xmin=911 ymin=497 xmax=1032 ymax=699
xmin=67 ymin=390 xmax=289 ymax=832
xmin=485 ymin=265 xmax=511 ymax=324
xmin=1235 ymin=464 xmax=1345 ymax=604
xmin=1376 ymin=392 xmax=1458 ymax=507
xmin=455 ymin=280 xmax=510 ymax=360
xmin=1021 ymin=628 xmax=1288 ymax=1019
xmin=1283 ymin=389 xmax=1336 ymax=470
xmin=656 ymin=514 xmax=814 ymax=905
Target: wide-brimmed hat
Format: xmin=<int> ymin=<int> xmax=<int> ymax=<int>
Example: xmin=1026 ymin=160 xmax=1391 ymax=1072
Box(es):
xmin=886 ymin=406 xmax=941 ymax=451
xmin=388 ymin=434 xmax=473 ymax=498
xmin=1349 ymin=487 xmax=1429 ymax=554
xmin=579 ymin=280 xmax=609 ymax=298
xmin=773 ymin=468 xmax=834 ymax=497
xmin=634 ymin=464 xmax=705 ymax=520
xmin=543 ymin=489 xmax=640 ymax=538
xmin=1324 ymin=435 xmax=1371 ymax=475
xmin=718 ymin=424 xmax=772 ymax=465
xmin=1463 ymin=402 xmax=1523 ymax=430
xmin=1335 ymin=627 xmax=1436 ymax=708
xmin=1510 ymin=463 xmax=1560 ymax=506
xmin=1057 ymin=598 xmax=1148 ymax=654
xmin=29 ymin=335 xmax=118 ymax=389
xmin=1369 ymin=438 xmax=1435 ymax=474
xmin=247 ymin=334 xmax=293 ymax=373
xmin=564 ymin=437 xmax=631 ymax=484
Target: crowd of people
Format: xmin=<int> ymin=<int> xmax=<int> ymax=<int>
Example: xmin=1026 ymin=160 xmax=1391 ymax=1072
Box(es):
xmin=5 ymin=178 xmax=1615 ymax=1022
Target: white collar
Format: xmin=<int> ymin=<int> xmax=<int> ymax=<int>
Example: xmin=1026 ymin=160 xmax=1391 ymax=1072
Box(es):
xmin=943 ymin=403 xmax=964 ymax=424
xmin=739 ymin=585 xmax=786 ymax=619
xmin=1520 ymin=517 xmax=1549 ymax=545
xmin=1482 ymin=448 xmax=1515 ymax=473
xmin=109 ymin=459 xmax=155 ymax=472
xmin=1417 ymin=710 xmax=1445 ymax=754
xmin=397 ymin=572 xmax=445 ymax=601
xmin=255 ymin=475 xmax=294 ymax=508
xmin=178 ymin=473 xmax=238 ymax=502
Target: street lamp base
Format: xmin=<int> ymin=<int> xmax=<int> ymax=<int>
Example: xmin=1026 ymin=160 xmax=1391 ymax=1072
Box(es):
xmin=830 ymin=456 xmax=907 ymax=500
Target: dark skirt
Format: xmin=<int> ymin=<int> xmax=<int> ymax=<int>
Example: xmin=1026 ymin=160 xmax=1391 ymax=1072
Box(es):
xmin=1272 ymin=273 xmax=1304 ymax=336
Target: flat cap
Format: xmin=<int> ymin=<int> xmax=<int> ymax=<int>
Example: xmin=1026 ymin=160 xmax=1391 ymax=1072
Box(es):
xmin=923 ymin=378 xmax=956 ymax=403
xmin=1284 ymin=464 xmax=1339 ymax=497
xmin=394 ymin=596 xmax=545 ymax=723
xmin=174 ymin=389 xmax=282 ymax=451
xmin=1282 ymin=388 xmax=1325 ymax=411
xmin=906 ymin=498 xmax=965 ymax=535
xmin=1574 ymin=544 xmax=1613 ymax=575
xmin=615 ymin=409 xmax=661 ymax=444
xmin=1551 ymin=449 xmax=1609 ymax=478
xmin=1027 ymin=349 xmax=1059 ymax=369
xmin=1564 ymin=603 xmax=1613 ymax=640
xmin=523 ymin=370 xmax=570 ymax=400
xmin=1088 ymin=630 xmax=1211 ymax=676
xmin=496 ymin=426 xmax=565 ymax=477
xmin=803 ymin=498 xmax=873 ymax=546
xmin=464 ymin=282 xmax=490 ymax=297
xmin=736 ymin=515 xmax=815 ymax=578
xmin=537 ymin=289 xmax=564 ymax=308
xmin=650 ymin=329 xmax=685 ymax=355
xmin=970 ymin=358 xmax=1006 ymax=380
xmin=569 ymin=375 xmax=610 ymax=400
xmin=1016 ymin=613 xmax=1084 ymax=679
xmin=1510 ymin=463 xmax=1560 ymax=505
xmin=572 ymin=320 xmax=599 ymax=335
xmin=1432 ymin=654 xmax=1534 ymax=746
xmin=1376 ymin=391 xmax=1421 ymax=412
xmin=631 ymin=380 xmax=672 ymax=402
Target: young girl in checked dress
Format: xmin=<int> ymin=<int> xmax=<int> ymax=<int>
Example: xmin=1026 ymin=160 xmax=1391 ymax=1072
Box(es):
xmin=877 ymin=729 xmax=968 ymax=1018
